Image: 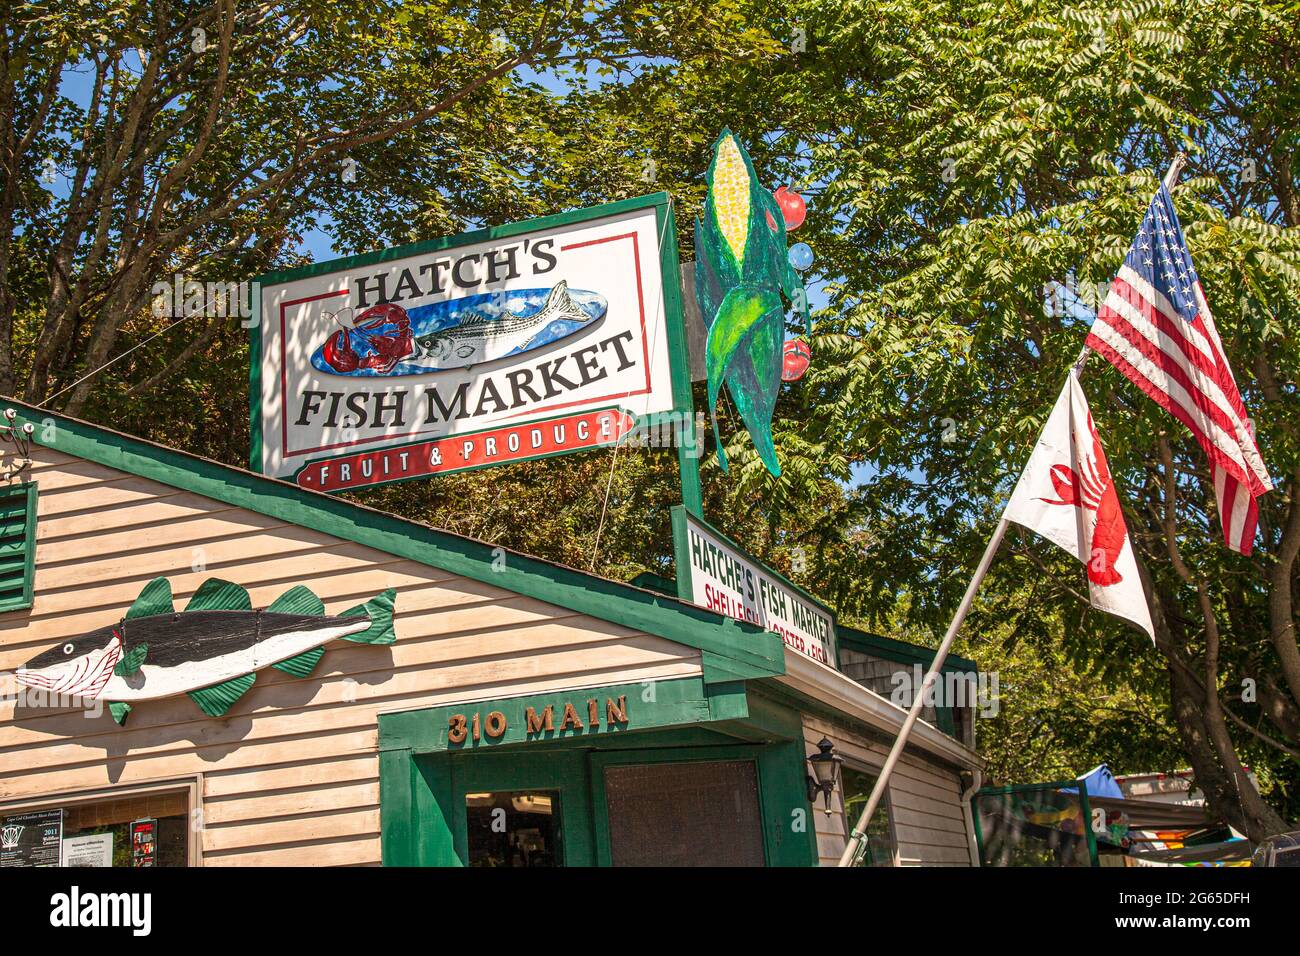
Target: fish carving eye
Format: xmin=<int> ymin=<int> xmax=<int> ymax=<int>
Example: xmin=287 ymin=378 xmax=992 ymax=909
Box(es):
xmin=62 ymin=643 xmax=74 ymax=655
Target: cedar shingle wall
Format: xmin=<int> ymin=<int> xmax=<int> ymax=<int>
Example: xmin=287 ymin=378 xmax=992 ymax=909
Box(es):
xmin=0 ymin=446 xmax=702 ymax=865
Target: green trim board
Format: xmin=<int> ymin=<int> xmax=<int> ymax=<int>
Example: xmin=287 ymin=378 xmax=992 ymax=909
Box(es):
xmin=629 ymin=571 xmax=676 ymax=596
xmin=378 ymin=676 xmax=817 ymax=867
xmin=378 ymin=676 xmax=747 ymax=755
xmin=654 ymin=199 xmax=704 ymax=518
xmin=672 ymin=504 xmax=837 ymax=668
xmin=249 ymin=192 xmax=703 ymax=510
xmin=0 ymin=480 xmax=37 ymax=612
xmin=5 ymin=398 xmax=785 ymax=686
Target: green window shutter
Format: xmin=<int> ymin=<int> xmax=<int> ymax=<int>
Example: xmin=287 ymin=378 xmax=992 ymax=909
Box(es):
xmin=0 ymin=482 xmax=37 ymax=612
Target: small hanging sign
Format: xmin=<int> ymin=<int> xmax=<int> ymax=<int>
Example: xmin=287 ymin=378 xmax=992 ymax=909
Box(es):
xmin=672 ymin=506 xmax=835 ymax=667
xmin=129 ymin=818 xmax=156 ymax=867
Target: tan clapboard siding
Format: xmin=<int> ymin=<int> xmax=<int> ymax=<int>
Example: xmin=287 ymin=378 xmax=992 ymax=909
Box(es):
xmin=203 ymin=834 xmax=380 ymax=867
xmin=204 ymin=752 xmax=378 ymax=798
xmin=803 ymin=715 xmax=973 ymax=867
xmin=204 ymin=780 xmax=379 ymax=825
xmin=0 ymin=449 xmax=703 ymax=867
xmin=0 ymin=728 xmax=381 ymax=800
xmin=202 ymin=806 xmax=382 ymax=853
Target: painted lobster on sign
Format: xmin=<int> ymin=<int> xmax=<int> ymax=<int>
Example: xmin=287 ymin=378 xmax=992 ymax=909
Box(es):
xmin=321 ymin=303 xmax=414 ymax=374
xmin=1038 ymin=412 xmax=1129 ymax=586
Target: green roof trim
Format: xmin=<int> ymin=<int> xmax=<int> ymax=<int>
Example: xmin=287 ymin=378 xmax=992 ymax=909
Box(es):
xmin=5 ymin=398 xmax=784 ymax=684
xmin=629 ymin=571 xmax=676 ymax=596
xmin=836 ymin=624 xmax=977 ymax=673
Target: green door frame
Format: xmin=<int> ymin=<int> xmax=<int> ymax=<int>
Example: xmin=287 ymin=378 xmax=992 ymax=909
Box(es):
xmin=378 ymin=677 xmax=819 ymax=867
xmin=429 ymin=749 xmax=597 ymax=867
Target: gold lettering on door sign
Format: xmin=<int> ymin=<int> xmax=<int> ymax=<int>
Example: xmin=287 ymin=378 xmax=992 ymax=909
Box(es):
xmin=447 ymin=697 xmax=631 ymax=746
xmin=526 ymin=704 xmax=555 ymax=733
xmin=559 ymin=702 xmax=584 ymax=731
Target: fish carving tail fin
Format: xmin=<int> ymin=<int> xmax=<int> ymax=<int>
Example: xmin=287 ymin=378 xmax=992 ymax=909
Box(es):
xmin=341 ymin=588 xmax=397 ymax=645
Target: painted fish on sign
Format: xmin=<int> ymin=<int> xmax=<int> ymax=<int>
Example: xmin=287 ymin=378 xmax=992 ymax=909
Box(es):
xmin=312 ymin=281 xmax=608 ymax=376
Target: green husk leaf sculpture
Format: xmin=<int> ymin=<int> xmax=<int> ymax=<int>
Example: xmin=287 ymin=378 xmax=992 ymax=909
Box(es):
xmin=15 ymin=577 xmax=398 ymax=725
xmin=695 ymin=129 xmax=806 ymax=477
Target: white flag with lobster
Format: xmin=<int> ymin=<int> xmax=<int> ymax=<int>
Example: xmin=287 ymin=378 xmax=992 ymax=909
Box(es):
xmin=1003 ymin=372 xmax=1154 ymax=641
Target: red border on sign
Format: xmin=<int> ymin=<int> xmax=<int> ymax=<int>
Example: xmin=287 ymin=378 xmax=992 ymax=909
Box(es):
xmin=276 ymin=231 xmax=657 ymax=462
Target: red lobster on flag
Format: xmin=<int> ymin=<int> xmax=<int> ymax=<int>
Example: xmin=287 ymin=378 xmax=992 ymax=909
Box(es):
xmin=1004 ymin=373 xmax=1154 ymax=641
xmin=1037 ymin=413 xmax=1128 ymax=587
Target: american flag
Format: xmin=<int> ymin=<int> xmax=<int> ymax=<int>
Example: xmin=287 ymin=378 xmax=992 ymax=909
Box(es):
xmin=1086 ymin=183 xmax=1272 ymax=555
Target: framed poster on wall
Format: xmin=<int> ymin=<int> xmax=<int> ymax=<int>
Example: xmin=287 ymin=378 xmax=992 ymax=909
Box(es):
xmin=0 ymin=808 xmax=63 ymax=867
xmin=251 ymin=193 xmax=691 ymax=491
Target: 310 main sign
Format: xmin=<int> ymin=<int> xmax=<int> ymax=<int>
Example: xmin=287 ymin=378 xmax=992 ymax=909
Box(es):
xmin=251 ymin=194 xmax=688 ymax=489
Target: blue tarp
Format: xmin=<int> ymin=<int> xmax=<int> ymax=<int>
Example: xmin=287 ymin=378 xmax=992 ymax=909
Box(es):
xmin=1061 ymin=764 xmax=1124 ymax=799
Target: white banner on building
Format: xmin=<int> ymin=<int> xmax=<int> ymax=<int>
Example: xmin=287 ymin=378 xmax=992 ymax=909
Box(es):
xmin=673 ymin=507 xmax=835 ymax=666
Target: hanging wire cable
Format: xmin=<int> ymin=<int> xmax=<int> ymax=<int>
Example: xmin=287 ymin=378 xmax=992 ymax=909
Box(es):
xmin=589 ymin=206 xmax=674 ymax=572
xmin=38 ymin=311 xmax=202 ymax=408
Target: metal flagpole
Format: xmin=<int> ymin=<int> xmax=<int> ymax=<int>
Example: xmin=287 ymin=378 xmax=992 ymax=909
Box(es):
xmin=836 ymin=151 xmax=1189 ymax=868
xmin=835 ymin=514 xmax=1010 ymax=866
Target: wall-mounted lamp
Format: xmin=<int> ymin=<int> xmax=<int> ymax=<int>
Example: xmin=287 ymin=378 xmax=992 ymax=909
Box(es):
xmin=0 ymin=409 xmax=33 ymax=480
xmin=806 ymin=737 xmax=843 ymax=815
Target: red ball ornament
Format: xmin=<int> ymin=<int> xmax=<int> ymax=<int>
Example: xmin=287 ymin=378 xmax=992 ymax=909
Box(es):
xmin=781 ymin=338 xmax=811 ymax=381
xmin=773 ymin=185 xmax=807 ymax=231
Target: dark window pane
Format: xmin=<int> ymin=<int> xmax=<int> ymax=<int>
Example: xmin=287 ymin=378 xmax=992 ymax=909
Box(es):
xmin=840 ymin=766 xmax=896 ymax=866
xmin=604 ymin=760 xmax=764 ymax=867
xmin=465 ymin=791 xmax=561 ymax=867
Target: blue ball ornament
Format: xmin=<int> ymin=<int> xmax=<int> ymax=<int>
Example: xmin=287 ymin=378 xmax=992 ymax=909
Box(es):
xmin=788 ymin=242 xmax=814 ymax=272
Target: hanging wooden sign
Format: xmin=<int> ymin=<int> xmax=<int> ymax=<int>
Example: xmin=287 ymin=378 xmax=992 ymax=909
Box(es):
xmin=251 ymin=194 xmax=690 ymax=489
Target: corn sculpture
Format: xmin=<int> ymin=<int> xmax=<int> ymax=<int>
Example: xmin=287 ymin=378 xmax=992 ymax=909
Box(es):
xmin=695 ymin=130 xmax=806 ymax=477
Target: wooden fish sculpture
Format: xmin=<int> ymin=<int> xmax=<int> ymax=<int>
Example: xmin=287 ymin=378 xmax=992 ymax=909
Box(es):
xmin=694 ymin=130 xmax=807 ymax=477
xmin=16 ymin=577 xmax=396 ymax=725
